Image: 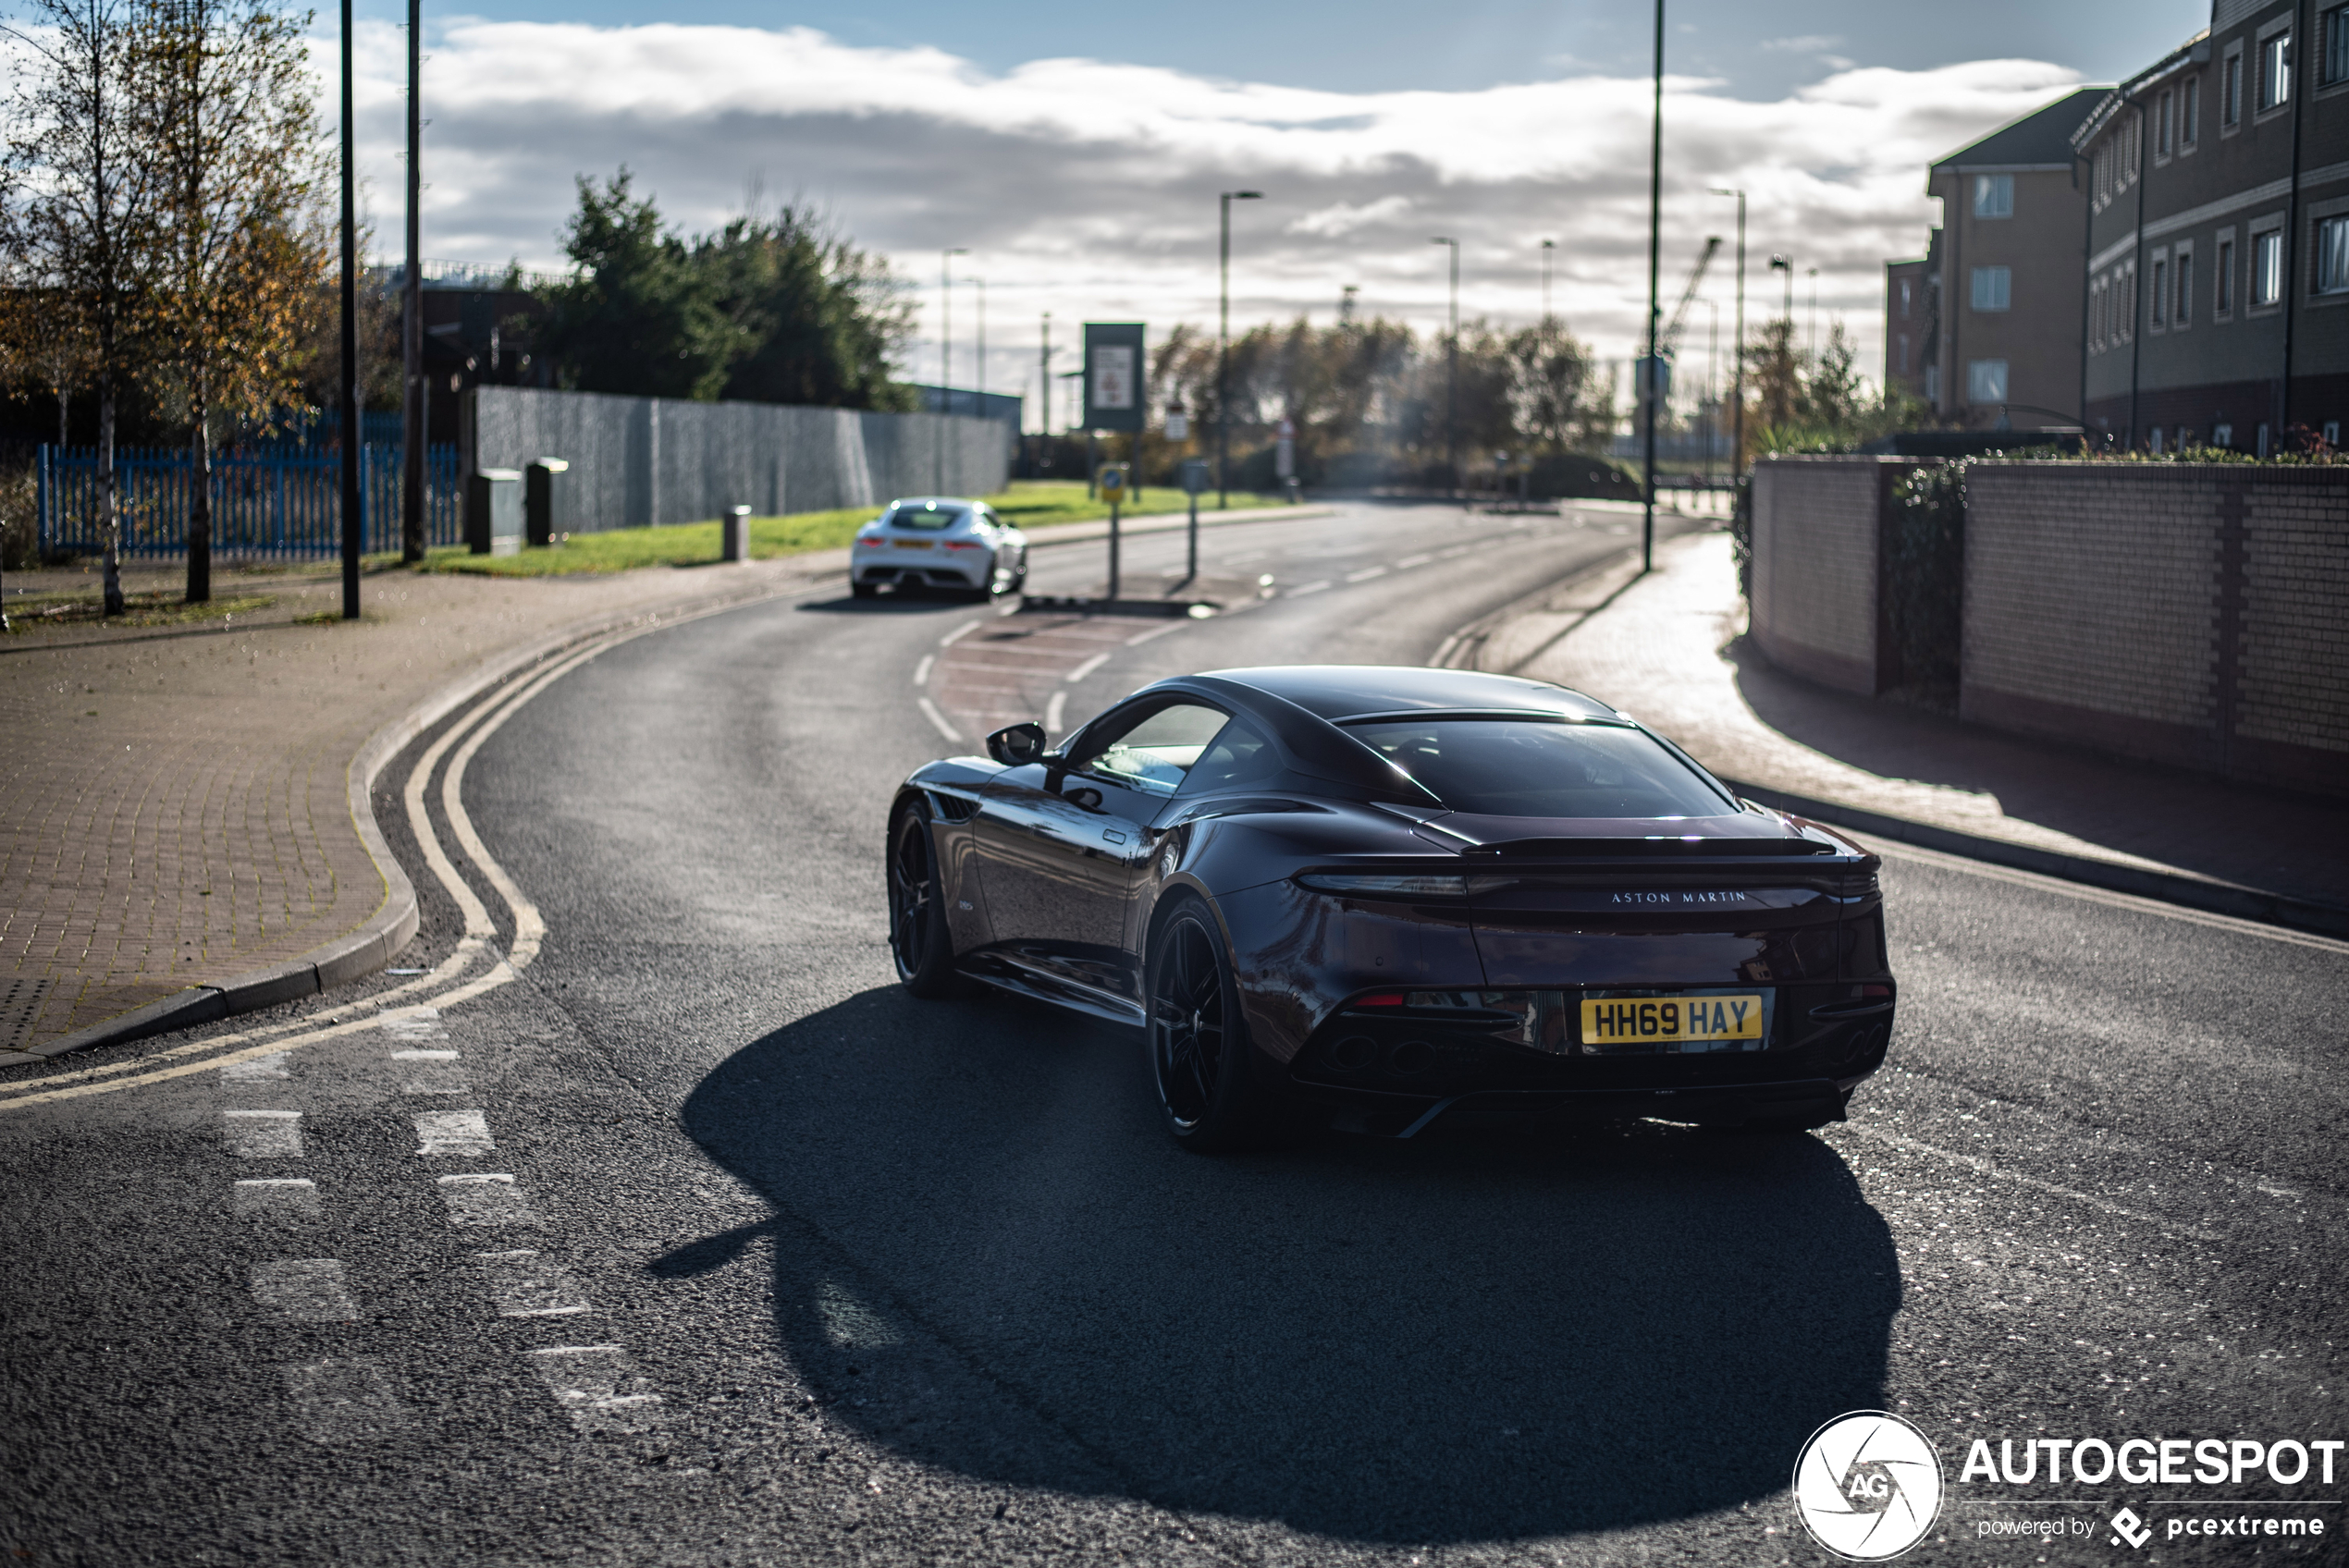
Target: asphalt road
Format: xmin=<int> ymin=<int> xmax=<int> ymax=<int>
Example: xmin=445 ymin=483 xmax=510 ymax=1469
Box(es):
xmin=3 ymin=501 xmax=2343 ymax=1568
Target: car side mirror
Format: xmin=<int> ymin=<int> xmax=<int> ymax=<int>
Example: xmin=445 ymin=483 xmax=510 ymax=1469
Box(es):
xmin=986 ymin=721 xmax=1048 ymax=767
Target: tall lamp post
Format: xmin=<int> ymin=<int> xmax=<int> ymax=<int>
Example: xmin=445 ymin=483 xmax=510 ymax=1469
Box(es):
xmin=338 ymin=0 xmax=360 ymax=617
xmin=1806 ymin=266 xmax=1818 ymax=362
xmin=400 ymin=0 xmax=423 ymax=563
xmin=1540 ymin=238 xmax=1556 ymax=323
xmin=1639 ymin=0 xmax=1663 ymax=573
xmin=1707 ymin=187 xmax=1745 ymax=480
xmin=936 ymin=246 xmax=966 ymax=493
xmin=1217 ymin=190 xmax=1262 ymax=508
xmin=1431 ymin=236 xmax=1458 ymax=498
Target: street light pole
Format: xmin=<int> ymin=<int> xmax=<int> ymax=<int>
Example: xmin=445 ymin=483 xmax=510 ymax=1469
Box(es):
xmin=400 ymin=0 xmax=423 ymax=564
xmin=1806 ymin=266 xmax=1818 ymax=362
xmin=1640 ymin=0 xmax=1663 ymax=573
xmin=973 ymin=276 xmax=985 ymax=401
xmin=937 ymin=247 xmax=966 ymax=494
xmin=339 ymin=0 xmax=360 ymax=618
xmin=1707 ymin=187 xmax=1746 ymax=480
xmin=1218 ymin=190 xmax=1262 ymax=509
xmin=1540 ymin=238 xmax=1555 ymax=323
xmin=1431 ymin=236 xmax=1458 ymax=498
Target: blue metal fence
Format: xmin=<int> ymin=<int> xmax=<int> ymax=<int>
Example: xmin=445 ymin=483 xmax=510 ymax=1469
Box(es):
xmin=37 ymin=444 xmax=464 ymax=557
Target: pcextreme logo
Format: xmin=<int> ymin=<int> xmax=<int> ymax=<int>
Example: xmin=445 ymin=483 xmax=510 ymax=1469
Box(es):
xmin=1793 ymin=1411 xmax=1946 ymax=1561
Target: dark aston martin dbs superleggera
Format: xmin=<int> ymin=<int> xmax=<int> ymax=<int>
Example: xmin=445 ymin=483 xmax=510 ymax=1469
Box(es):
xmin=887 ymin=666 xmax=1897 ymax=1150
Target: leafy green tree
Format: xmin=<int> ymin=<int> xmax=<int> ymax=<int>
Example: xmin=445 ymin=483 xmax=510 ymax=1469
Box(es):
xmin=535 ymin=170 xmax=731 ymax=399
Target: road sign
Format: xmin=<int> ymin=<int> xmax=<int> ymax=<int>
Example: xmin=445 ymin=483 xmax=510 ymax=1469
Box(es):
xmin=1098 ymin=464 xmax=1127 ymax=503
xmin=1180 ymin=459 xmax=1210 ymax=496
xmin=1083 ymin=323 xmax=1146 ymax=433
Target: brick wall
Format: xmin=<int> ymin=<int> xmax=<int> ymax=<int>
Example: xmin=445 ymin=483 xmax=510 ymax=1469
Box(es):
xmin=1962 ymin=461 xmax=2348 ymax=797
xmin=1750 ymin=457 xmax=1913 ymax=694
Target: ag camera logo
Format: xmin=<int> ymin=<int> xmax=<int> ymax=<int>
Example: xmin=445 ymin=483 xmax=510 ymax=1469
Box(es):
xmin=1793 ymin=1411 xmax=1945 ymax=1561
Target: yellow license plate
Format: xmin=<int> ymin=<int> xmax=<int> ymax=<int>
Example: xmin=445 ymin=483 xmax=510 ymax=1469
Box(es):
xmin=1580 ymin=994 xmax=1763 ymax=1045
xmin=892 ymin=538 xmax=934 ymax=550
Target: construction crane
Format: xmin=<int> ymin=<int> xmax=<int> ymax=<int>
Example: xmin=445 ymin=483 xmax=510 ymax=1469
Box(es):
xmin=1658 ymin=235 xmax=1722 ymax=367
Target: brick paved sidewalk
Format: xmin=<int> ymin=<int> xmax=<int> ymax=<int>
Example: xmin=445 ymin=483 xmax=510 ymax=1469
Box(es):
xmin=0 ymin=548 xmax=864 ymax=1060
xmin=1507 ymin=530 xmax=2349 ymax=911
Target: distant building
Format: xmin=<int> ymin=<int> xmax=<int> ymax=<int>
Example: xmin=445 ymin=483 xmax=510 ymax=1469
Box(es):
xmin=2076 ymin=1 xmax=2349 ymax=452
xmin=1885 ymin=89 xmax=2106 ymax=430
xmin=910 ymin=386 xmax=1024 ymax=424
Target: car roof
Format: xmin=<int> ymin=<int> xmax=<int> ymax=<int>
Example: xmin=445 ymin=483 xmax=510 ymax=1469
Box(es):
xmin=884 ymin=496 xmax=980 ymax=510
xmin=1198 ymin=665 xmax=1621 ymax=724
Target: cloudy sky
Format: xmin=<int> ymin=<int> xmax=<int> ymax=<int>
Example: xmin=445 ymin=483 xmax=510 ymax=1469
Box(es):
xmin=338 ymin=0 xmax=2209 ymax=425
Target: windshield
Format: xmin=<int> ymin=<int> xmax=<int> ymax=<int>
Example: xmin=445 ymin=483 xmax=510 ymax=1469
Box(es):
xmin=887 ymin=504 xmax=968 ymax=532
xmin=1345 ymin=718 xmax=1730 ymax=818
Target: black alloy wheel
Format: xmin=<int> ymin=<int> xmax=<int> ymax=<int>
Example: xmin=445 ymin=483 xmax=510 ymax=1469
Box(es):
xmin=1147 ymin=896 xmax=1274 ymax=1150
xmin=888 ymin=803 xmax=959 ymax=997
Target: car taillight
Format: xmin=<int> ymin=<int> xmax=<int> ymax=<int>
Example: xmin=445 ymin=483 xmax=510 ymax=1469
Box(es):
xmin=942 ymin=539 xmax=982 ymax=550
xmin=1357 ymin=992 xmax=1407 ymax=1007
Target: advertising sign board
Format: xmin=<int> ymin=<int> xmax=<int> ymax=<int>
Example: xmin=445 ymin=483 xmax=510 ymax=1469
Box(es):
xmin=1083 ymin=323 xmax=1147 ymax=434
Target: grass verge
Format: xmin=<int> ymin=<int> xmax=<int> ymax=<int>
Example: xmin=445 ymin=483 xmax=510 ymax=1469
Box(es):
xmin=3 ymin=589 xmax=275 ymax=631
xmin=382 ymin=481 xmax=1291 ymax=578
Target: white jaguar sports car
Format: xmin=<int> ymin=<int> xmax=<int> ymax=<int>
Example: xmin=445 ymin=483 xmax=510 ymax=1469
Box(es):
xmin=850 ymin=496 xmax=1029 ymax=599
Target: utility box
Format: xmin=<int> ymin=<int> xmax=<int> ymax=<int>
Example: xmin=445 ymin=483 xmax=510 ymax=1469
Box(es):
xmin=722 ymin=505 xmax=750 ymax=563
xmin=525 ymin=458 xmax=569 ymax=546
xmin=466 ymin=468 xmax=523 ymax=556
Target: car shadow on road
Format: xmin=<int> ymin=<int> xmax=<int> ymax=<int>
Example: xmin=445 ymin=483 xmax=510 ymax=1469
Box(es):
xmin=659 ymin=984 xmax=1899 ymax=1545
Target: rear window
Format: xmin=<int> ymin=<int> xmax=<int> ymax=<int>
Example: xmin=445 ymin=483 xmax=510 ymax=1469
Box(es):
xmin=1346 ymin=718 xmax=1729 ymax=818
xmin=888 ymin=504 xmax=968 ymax=532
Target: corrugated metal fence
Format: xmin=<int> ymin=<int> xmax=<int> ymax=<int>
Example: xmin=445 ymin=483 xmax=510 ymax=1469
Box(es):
xmin=37 ymin=445 xmax=464 ymax=557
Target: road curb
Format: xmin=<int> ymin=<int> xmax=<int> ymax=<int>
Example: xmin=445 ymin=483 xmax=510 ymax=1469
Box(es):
xmin=1728 ymin=778 xmax=2349 ymax=941
xmin=21 ymin=560 xmax=835 ymax=1063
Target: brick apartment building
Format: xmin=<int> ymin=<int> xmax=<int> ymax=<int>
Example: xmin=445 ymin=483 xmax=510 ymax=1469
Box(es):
xmin=1885 ymin=90 xmax=2105 ymax=429
xmin=2077 ymin=0 xmax=2349 ymax=452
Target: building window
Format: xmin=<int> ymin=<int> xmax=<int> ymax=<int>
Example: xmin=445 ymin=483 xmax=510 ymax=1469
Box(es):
xmin=2183 ymin=77 xmax=2200 ymax=143
xmin=2259 ymin=31 xmax=2293 ymax=112
xmin=1925 ymin=364 xmax=1939 ymax=402
xmin=2214 ymin=422 xmax=2234 ymax=447
xmin=2325 ymin=421 xmax=2343 ymax=447
xmin=2176 ymin=251 xmax=2194 ymax=325
xmin=1966 ymin=360 xmax=2009 ymax=404
xmin=2328 ymin=5 xmax=2349 ymax=85
xmin=2151 ymin=256 xmax=2168 ymax=326
xmin=2224 ymin=47 xmax=2244 ymax=125
xmin=1971 ymin=265 xmax=2011 ymax=311
xmin=1896 ymin=333 xmax=1910 ymax=374
xmin=1899 ymin=278 xmax=1912 ymax=316
xmin=2317 ymin=214 xmax=2349 ymax=294
xmin=2158 ymin=90 xmax=2174 ymax=157
xmin=2218 ymin=237 xmax=2235 ymax=314
xmin=1974 ymin=175 xmax=2013 ymax=218
xmin=2254 ymin=229 xmax=2284 ymax=306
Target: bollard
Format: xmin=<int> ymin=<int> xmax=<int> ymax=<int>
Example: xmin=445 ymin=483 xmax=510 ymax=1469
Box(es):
xmin=722 ymin=505 xmax=751 ymax=563
xmin=525 ymin=458 xmax=569 ymax=546
xmin=465 ymin=469 xmax=523 ymax=556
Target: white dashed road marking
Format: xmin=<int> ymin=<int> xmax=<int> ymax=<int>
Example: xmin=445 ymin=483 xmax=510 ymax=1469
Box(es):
xmin=916 ymin=696 xmax=963 ymax=743
xmin=391 ymin=1049 xmax=471 ymax=1096
xmin=476 ymin=1249 xmax=592 ymax=1317
xmin=1125 ymin=619 xmax=1185 ymax=646
xmin=412 ymin=1109 xmax=495 ymax=1156
xmin=1044 ymin=692 xmax=1067 ymax=734
xmin=1288 ymin=580 xmax=1331 ymax=596
xmin=218 ymin=1052 xmax=289 ymax=1082
xmin=1346 ymin=566 xmax=1388 ymax=582
xmin=283 ymin=1358 xmax=414 ymax=1444
xmin=527 ymin=1346 xmax=666 ymax=1434
xmin=223 ymin=1109 xmax=303 ymax=1158
xmin=437 ymin=1173 xmax=543 ymax=1228
xmin=912 ymin=654 xmax=934 ymax=686
xmin=1064 ymin=653 xmax=1110 ymax=683
xmin=1395 ymin=552 xmax=1433 ymax=568
xmin=234 ymin=1179 xmax=321 ymax=1219
xmin=251 ymin=1259 xmax=362 ymax=1322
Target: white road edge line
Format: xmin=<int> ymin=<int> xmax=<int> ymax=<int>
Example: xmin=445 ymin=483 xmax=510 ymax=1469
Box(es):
xmin=912 ymin=655 xmax=934 ymax=687
xmin=1872 ymin=839 xmax=2349 ymax=955
xmin=1044 ymin=692 xmax=1067 ymax=734
xmin=1064 ymin=653 xmax=1110 ymax=683
xmin=1839 ymin=1123 xmax=2227 ymax=1243
xmin=916 ymin=697 xmax=963 ymax=743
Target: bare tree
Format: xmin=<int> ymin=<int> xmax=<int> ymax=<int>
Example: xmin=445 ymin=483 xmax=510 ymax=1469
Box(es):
xmin=2 ymin=0 xmax=166 ymax=615
xmin=143 ymin=0 xmax=326 ymax=601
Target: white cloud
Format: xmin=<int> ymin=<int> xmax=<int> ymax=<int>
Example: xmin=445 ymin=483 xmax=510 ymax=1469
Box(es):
xmin=338 ymin=20 xmax=2085 ymax=403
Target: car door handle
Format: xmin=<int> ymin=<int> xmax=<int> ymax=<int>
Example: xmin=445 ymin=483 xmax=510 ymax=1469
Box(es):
xmin=1102 ymin=829 xmax=1127 ymax=844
